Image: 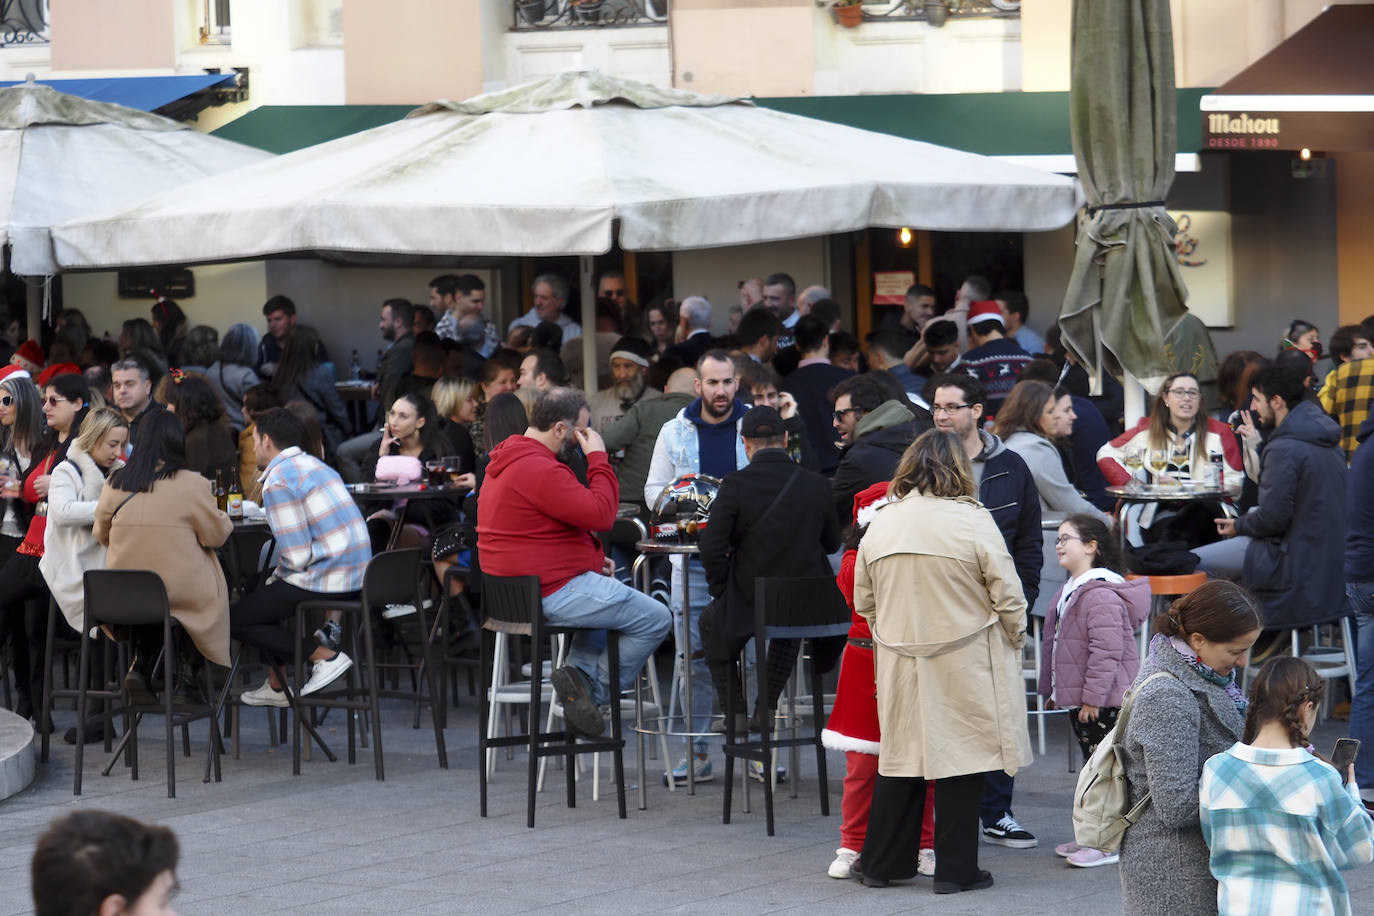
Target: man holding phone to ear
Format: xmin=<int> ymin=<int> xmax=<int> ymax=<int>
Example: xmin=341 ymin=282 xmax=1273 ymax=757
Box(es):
xmin=1345 ymin=410 xmax=1374 ymax=804
xmin=477 ymin=387 xmax=671 ymax=739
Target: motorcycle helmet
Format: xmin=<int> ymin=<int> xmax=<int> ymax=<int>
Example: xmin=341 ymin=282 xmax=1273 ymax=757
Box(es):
xmin=650 ymin=474 xmax=722 ymax=541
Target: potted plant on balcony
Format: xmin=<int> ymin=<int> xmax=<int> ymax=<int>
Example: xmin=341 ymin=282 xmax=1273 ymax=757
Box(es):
xmin=572 ymin=0 xmax=603 ymax=23
xmin=832 ymin=0 xmax=864 ymax=28
xmin=517 ymin=0 xmax=546 ymax=25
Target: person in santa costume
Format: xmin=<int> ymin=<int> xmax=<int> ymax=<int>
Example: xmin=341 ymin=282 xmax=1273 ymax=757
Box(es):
xmin=822 ymin=481 xmax=936 ymax=881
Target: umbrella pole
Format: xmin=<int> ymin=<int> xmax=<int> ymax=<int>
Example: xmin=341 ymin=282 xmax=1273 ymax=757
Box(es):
xmin=1123 ymin=369 xmax=1147 ymax=427
xmin=580 ymin=255 xmax=597 ymax=393
xmin=25 ymin=278 xmax=42 ymax=338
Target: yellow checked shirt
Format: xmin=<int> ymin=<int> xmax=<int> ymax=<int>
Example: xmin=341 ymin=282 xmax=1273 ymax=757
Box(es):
xmin=1318 ymin=357 xmax=1374 ymax=459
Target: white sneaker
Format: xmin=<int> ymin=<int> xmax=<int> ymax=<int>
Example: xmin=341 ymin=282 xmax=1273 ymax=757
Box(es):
xmin=381 ymin=598 xmax=434 ymax=620
xmin=240 ymin=680 xmax=289 ymax=708
xmin=301 ymin=652 xmax=353 ymax=695
xmin=747 ymin=760 xmax=787 ymax=783
xmin=917 ymin=848 xmax=936 ymax=876
xmin=828 ymin=848 xmax=859 ymax=879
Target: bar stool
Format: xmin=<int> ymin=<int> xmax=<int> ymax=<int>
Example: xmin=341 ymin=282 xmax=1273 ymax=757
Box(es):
xmin=721 ymin=576 xmax=849 ymax=837
xmin=479 ymin=573 xmax=626 ymax=828
xmin=1127 ymin=571 xmax=1208 ymax=658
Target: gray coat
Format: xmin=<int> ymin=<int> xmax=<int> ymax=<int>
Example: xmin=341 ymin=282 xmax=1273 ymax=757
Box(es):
xmin=1118 ymin=638 xmax=1245 ymax=916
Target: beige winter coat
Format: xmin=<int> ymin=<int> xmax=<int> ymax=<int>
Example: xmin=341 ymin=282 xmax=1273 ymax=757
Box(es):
xmin=853 ymin=490 xmax=1033 ymax=779
xmin=93 ymin=470 xmax=233 ymax=666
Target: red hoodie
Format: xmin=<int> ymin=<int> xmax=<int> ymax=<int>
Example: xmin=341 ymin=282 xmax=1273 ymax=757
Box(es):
xmin=476 ymin=435 xmax=619 ymax=597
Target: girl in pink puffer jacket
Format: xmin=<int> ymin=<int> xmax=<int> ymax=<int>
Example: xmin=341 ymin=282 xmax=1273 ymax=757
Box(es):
xmin=1039 ymin=512 xmax=1152 ymax=869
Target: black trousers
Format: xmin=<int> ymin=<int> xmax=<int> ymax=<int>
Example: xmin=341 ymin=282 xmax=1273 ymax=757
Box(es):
xmin=861 ymin=771 xmax=983 ymax=883
xmin=0 ymin=550 xmax=51 ymax=707
xmin=229 ymin=580 xmax=359 ymax=667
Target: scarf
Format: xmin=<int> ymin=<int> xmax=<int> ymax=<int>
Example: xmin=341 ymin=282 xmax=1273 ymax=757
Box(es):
xmin=1153 ymin=633 xmax=1248 ymax=712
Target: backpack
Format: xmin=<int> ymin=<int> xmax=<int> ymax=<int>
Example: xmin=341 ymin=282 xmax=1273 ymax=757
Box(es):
xmin=1071 ymin=671 xmax=1179 ymax=852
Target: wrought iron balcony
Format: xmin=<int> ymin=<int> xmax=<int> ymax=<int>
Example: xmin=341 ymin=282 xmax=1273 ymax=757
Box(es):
xmin=0 ymin=0 xmax=49 ymax=47
xmin=844 ymin=0 xmax=1020 ymax=27
xmin=512 ymin=0 xmax=667 ymax=31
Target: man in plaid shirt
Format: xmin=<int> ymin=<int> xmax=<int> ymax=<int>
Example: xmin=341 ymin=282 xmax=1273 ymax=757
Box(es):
xmin=1319 ymin=325 xmax=1374 ymax=459
xmin=230 ymin=407 xmax=372 ymax=707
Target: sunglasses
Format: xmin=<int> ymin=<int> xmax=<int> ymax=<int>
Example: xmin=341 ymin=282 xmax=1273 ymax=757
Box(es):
xmin=42 ymin=396 xmax=69 ymax=407
xmin=0 ymin=395 xmax=11 ymax=407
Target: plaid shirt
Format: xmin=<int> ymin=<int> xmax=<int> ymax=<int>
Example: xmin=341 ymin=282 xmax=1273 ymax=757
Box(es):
xmin=261 ymin=447 xmax=371 ymax=594
xmin=1201 ymin=742 xmax=1374 ymax=916
xmin=1319 ymin=357 xmax=1374 ymax=459
xmin=434 ymin=312 xmax=499 ymax=357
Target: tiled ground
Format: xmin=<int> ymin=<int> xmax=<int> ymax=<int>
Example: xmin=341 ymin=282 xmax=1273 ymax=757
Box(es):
xmin=0 ymin=674 xmax=1370 ymax=915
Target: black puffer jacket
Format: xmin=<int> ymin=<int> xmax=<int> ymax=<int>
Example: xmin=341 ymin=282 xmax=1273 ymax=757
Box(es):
xmin=972 ymin=430 xmax=1043 ymax=609
xmin=831 ymin=400 xmax=932 ymax=524
xmin=1234 ymin=399 xmax=1347 ymax=627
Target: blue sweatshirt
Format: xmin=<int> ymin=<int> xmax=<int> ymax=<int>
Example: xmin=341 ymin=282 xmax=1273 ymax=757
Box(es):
xmin=686 ymin=397 xmax=747 ymax=480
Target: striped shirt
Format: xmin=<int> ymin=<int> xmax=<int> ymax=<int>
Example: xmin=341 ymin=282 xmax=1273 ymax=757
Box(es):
xmin=261 ymin=446 xmax=371 ymax=594
xmin=1201 ymin=742 xmax=1374 ymax=916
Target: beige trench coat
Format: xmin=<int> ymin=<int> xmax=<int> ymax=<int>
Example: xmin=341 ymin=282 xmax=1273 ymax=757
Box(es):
xmin=93 ymin=470 xmax=233 ymax=666
xmin=854 ymin=491 xmax=1033 ymax=779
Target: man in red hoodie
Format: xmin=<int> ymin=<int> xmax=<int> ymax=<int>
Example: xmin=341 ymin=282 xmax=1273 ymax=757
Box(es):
xmin=477 ymin=387 xmax=671 ymax=737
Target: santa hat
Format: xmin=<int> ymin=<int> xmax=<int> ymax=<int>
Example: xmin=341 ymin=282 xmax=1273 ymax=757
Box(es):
xmin=36 ymin=363 xmax=80 ymax=388
xmin=10 ymin=340 xmax=43 ymax=374
xmin=967 ymin=300 xmax=1005 ymax=327
xmin=852 ymin=481 xmax=891 ymax=529
xmin=0 ymin=365 xmax=30 ymax=385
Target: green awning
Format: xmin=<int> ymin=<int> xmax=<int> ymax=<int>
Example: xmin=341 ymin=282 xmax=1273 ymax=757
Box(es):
xmin=756 ymin=88 xmax=1210 ymax=160
xmin=210 ymin=104 xmax=414 ymax=154
xmin=209 ymin=90 xmax=1210 ymax=159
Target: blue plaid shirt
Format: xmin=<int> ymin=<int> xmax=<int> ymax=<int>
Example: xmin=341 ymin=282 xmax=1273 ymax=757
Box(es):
xmin=1201 ymin=742 xmax=1374 ymax=915
xmin=261 ymin=447 xmax=371 ymax=594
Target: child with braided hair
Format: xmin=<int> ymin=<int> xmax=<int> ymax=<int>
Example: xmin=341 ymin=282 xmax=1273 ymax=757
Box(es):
xmin=1201 ymin=657 xmax=1374 ymax=915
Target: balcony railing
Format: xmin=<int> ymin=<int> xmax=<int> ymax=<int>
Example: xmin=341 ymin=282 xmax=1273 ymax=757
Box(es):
xmin=0 ymin=0 xmax=49 ymax=47
xmin=512 ymin=0 xmax=667 ymax=31
xmin=852 ymin=0 xmax=1020 ymax=26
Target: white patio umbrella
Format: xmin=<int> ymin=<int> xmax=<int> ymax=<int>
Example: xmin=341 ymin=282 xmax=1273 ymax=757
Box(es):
xmin=52 ymin=69 xmax=1081 ymax=387
xmin=0 ymin=81 xmax=269 ymax=329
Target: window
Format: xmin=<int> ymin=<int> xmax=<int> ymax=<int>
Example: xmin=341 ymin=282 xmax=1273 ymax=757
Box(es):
xmin=200 ymin=0 xmax=230 ymax=45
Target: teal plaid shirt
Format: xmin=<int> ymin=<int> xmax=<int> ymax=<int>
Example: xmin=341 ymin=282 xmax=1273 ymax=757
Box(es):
xmin=1201 ymin=742 xmax=1374 ymax=915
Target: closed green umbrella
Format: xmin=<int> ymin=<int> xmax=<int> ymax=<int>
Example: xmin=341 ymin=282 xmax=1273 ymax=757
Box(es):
xmin=1059 ymin=0 xmax=1188 ymax=395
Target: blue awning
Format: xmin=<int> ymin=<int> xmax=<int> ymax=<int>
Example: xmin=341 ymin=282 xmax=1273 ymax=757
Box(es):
xmin=0 ymin=74 xmax=235 ymax=113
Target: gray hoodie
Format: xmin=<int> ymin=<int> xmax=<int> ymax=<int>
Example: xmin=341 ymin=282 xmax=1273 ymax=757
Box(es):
xmin=1002 ymin=430 xmax=1110 ymax=522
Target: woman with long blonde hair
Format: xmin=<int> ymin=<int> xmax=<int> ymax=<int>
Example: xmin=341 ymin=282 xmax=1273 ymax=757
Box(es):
xmin=850 ymin=429 xmax=1030 ymax=893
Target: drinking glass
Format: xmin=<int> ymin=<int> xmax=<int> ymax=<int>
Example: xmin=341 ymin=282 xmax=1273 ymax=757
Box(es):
xmin=1147 ymin=449 xmax=1169 ymax=486
xmin=1121 ymin=446 xmax=1144 ymax=491
xmin=425 ymin=459 xmax=446 ymax=487
xmin=442 ymin=455 xmax=466 ymax=486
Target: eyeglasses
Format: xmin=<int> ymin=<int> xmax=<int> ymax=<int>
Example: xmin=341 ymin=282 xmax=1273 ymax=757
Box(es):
xmin=42 ymin=396 xmax=69 ymax=407
xmin=931 ymin=404 xmax=972 ymax=416
xmin=1166 ymin=389 xmax=1201 ymax=400
xmin=832 ymin=407 xmax=865 ymax=422
xmin=1055 ymin=534 xmax=1087 ymax=546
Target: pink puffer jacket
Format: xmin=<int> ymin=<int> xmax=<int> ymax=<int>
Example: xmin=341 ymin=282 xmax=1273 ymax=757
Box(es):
xmin=1038 ymin=577 xmax=1152 ymax=709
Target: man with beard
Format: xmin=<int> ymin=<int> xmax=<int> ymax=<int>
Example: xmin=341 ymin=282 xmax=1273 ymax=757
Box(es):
xmin=645 ymin=349 xmax=750 ymax=785
xmin=374 ymin=298 xmax=415 ymax=412
xmin=478 ymin=387 xmax=671 ymax=738
xmin=518 ymin=348 xmax=565 ymax=393
xmin=588 ymin=336 xmax=659 ymax=433
xmin=1194 ymin=364 xmax=1347 ymax=630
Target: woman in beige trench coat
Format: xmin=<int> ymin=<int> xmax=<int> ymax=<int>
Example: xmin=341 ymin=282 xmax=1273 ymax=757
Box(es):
xmin=94 ymin=410 xmax=232 ymax=702
xmin=852 ymin=429 xmax=1032 ymax=893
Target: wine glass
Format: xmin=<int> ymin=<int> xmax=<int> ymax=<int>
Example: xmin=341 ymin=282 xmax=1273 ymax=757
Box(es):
xmin=1170 ymin=442 xmax=1191 ymax=483
xmin=1147 ymin=449 xmax=1169 ymax=486
xmin=1121 ymin=446 xmax=1144 ymax=491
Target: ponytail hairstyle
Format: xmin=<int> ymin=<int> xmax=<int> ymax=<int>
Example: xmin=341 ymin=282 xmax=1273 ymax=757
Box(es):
xmin=1060 ymin=513 xmax=1123 ymax=574
xmin=1241 ymin=656 xmax=1325 ymax=748
xmin=1153 ymin=579 xmax=1262 ymax=642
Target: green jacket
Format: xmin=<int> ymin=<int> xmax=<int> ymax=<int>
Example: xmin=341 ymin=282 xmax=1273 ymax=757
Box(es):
xmin=603 ymin=391 xmax=695 ymax=507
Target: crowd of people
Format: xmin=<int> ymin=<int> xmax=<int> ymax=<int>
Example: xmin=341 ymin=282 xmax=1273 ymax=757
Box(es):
xmin=8 ymin=266 xmax=1374 ymax=913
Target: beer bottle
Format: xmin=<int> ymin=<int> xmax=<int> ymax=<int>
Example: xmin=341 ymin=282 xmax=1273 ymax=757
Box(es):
xmin=213 ymin=470 xmax=228 ymax=512
xmin=227 ymin=467 xmax=244 ymax=519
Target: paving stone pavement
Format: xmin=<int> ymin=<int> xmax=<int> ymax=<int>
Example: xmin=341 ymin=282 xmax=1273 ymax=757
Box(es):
xmin=1 ymin=680 xmax=1371 ymax=915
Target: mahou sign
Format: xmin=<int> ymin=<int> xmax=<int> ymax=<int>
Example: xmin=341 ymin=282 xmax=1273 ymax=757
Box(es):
xmin=1202 ymin=109 xmax=1374 ymax=152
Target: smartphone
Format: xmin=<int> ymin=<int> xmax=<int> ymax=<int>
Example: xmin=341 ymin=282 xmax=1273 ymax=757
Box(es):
xmin=1331 ymin=738 xmax=1361 ymax=784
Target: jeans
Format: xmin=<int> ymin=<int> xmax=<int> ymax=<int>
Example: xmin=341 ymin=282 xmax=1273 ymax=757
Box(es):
xmin=540 ymin=571 xmax=671 ymax=707
xmin=1348 ymin=581 xmax=1374 ymax=789
xmin=980 ymin=770 xmax=1016 ymax=828
xmin=1192 ymin=535 xmax=1251 ymax=581
xmin=230 ymin=580 xmax=360 ymax=666
xmin=670 ymin=557 xmax=713 ymax=753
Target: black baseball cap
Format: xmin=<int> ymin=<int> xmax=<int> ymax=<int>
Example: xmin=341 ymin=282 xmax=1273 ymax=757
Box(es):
xmin=741 ymin=405 xmax=785 ymax=439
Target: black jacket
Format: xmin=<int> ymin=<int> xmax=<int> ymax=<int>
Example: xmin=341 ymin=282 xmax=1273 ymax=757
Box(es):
xmin=973 ymin=430 xmax=1043 ymax=608
xmin=664 ymin=331 xmax=713 ymax=368
xmin=699 ymin=449 xmax=840 ymax=648
xmin=1235 ymin=399 xmax=1347 ymax=627
xmin=830 ymin=399 xmax=933 ymax=525
xmin=781 ymin=362 xmax=855 ymax=475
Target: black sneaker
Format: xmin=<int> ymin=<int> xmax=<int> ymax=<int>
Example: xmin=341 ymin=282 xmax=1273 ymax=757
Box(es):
xmin=63 ymin=720 xmax=108 ymax=745
xmin=934 ymin=869 xmax=994 ymax=894
xmin=124 ymin=669 xmax=158 ymax=707
xmin=982 ymin=814 xmax=1038 ymax=848
xmin=314 ymin=619 xmax=342 ymax=653
xmin=550 ymin=666 xmax=604 ymax=738
xmin=848 ymin=860 xmax=889 ymax=888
